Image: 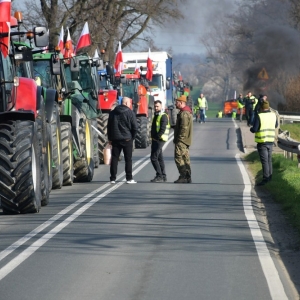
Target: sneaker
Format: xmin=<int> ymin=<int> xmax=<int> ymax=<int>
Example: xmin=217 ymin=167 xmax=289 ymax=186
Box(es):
xmin=110 ymin=181 xmax=116 ymax=184
xmin=174 ymin=177 xmax=188 ymax=183
xmin=126 ymin=179 xmax=137 ymax=184
xmin=186 ymin=177 xmax=192 ymax=183
xmin=163 ymin=176 xmax=167 ymax=182
xmin=150 ymin=176 xmax=164 ymax=183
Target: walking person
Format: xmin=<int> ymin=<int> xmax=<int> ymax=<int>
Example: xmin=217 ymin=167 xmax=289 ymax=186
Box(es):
xmin=250 ymin=100 xmax=278 ymax=186
xmin=174 ymin=95 xmax=193 ymax=183
xmin=107 ymin=97 xmax=138 ymax=184
xmin=150 ymin=100 xmax=170 ymax=183
xmin=237 ymin=93 xmax=245 ymax=122
xmin=197 ymin=93 xmax=208 ymax=124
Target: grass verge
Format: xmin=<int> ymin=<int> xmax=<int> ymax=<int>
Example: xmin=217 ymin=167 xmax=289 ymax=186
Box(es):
xmin=245 ymin=151 xmax=300 ymax=233
xmin=281 ymin=123 xmax=300 ymax=141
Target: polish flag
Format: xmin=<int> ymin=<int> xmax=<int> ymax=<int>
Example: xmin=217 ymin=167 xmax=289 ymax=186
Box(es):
xmin=64 ymin=28 xmax=74 ymax=58
xmin=57 ymin=26 xmax=64 ymax=53
xmin=75 ymin=22 xmax=91 ymax=54
xmin=145 ymin=48 xmax=153 ymax=81
xmin=0 ymin=0 xmax=11 ymax=58
xmin=134 ymin=60 xmax=140 ymax=76
xmin=114 ymin=41 xmax=123 ymax=75
xmin=178 ymin=71 xmax=183 ymax=81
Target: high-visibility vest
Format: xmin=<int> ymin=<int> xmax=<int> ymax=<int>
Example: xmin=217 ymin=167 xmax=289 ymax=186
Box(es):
xmin=255 ymin=112 xmax=276 ymax=143
xmin=156 ymin=113 xmax=170 ymax=142
xmin=237 ymin=99 xmax=244 ymax=108
xmin=249 ymin=96 xmax=258 ymax=109
xmin=232 ymin=111 xmax=237 ymax=118
xmin=198 ymin=97 xmax=206 ymax=108
xmin=218 ymin=111 xmax=223 ymax=118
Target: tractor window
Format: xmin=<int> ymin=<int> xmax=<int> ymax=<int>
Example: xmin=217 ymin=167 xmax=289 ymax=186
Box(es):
xmin=0 ymin=53 xmax=14 ymax=106
xmin=121 ymin=82 xmax=134 ymax=99
xmin=33 ymin=60 xmax=52 ymax=88
xmin=148 ymin=75 xmax=162 ymax=90
xmin=78 ymin=61 xmax=92 ymax=90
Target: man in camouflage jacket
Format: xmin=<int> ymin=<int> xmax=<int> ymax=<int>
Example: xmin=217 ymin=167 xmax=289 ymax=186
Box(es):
xmin=173 ymin=95 xmax=193 ymax=183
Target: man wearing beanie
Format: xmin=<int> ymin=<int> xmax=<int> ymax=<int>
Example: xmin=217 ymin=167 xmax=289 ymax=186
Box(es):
xmin=250 ymin=98 xmax=278 ymax=186
xmin=173 ymin=95 xmax=193 ymax=183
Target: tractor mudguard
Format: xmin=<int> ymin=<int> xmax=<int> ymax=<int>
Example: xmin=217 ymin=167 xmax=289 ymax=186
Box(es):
xmin=71 ymin=104 xmax=81 ymax=156
xmin=15 ymin=77 xmax=38 ymax=118
xmin=44 ymin=88 xmax=59 ymax=123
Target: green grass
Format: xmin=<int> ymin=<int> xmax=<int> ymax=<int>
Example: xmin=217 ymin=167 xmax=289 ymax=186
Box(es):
xmin=281 ymin=123 xmax=300 ymax=141
xmin=245 ymin=151 xmax=300 ymax=233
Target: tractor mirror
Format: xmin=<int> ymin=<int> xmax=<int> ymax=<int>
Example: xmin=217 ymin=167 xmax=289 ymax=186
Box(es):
xmin=70 ymin=57 xmax=80 ymax=72
xmin=51 ymin=54 xmax=61 ymax=75
xmin=106 ymin=64 xmax=114 ymax=76
xmin=33 ymin=26 xmax=49 ymax=48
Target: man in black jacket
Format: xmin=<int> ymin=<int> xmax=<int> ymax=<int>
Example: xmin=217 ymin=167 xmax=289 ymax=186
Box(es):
xmin=107 ymin=97 xmax=138 ymax=184
xmin=150 ymin=100 xmax=170 ymax=183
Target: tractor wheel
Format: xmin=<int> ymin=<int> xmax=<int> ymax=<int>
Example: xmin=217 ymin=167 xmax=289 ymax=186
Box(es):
xmin=0 ymin=120 xmax=41 ymax=214
xmin=41 ymin=124 xmax=53 ymax=206
xmin=74 ymin=118 xmax=94 ymax=182
xmin=97 ymin=113 xmax=109 ymax=164
xmin=91 ymin=119 xmax=99 ymax=168
xmin=61 ymin=122 xmax=74 ymax=186
xmin=135 ymin=116 xmax=148 ymax=149
xmin=51 ymin=103 xmax=63 ymax=189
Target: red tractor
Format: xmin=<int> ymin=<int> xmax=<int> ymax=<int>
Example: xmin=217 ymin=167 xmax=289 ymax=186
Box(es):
xmin=0 ymin=7 xmax=50 ymax=213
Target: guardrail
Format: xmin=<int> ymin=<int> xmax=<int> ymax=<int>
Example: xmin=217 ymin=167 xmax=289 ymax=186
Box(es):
xmin=277 ymin=129 xmax=300 ymax=168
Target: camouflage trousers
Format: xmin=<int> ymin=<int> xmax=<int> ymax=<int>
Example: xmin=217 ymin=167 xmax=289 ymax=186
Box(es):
xmin=174 ymin=142 xmax=191 ymax=178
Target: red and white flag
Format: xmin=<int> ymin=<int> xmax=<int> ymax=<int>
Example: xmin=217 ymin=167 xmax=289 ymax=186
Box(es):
xmin=57 ymin=26 xmax=64 ymax=53
xmin=0 ymin=0 xmax=11 ymax=58
xmin=75 ymin=22 xmax=91 ymax=54
xmin=178 ymin=71 xmax=183 ymax=81
xmin=145 ymin=48 xmax=153 ymax=81
xmin=134 ymin=60 xmax=140 ymax=76
xmin=64 ymin=28 xmax=74 ymax=58
xmin=114 ymin=41 xmax=123 ymax=75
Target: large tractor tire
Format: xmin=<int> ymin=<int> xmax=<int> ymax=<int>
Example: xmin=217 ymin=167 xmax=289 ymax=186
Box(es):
xmin=61 ymin=122 xmax=73 ymax=186
xmin=97 ymin=113 xmax=109 ymax=164
xmin=0 ymin=120 xmax=42 ymax=214
xmin=51 ymin=103 xmax=63 ymax=189
xmin=135 ymin=116 xmax=148 ymax=149
xmin=74 ymin=118 xmax=94 ymax=182
xmin=91 ymin=118 xmax=99 ymax=168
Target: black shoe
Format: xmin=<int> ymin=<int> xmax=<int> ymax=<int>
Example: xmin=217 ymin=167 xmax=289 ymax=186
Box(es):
xmin=186 ymin=177 xmax=192 ymax=183
xmin=163 ymin=176 xmax=167 ymax=182
xmin=151 ymin=176 xmax=164 ymax=183
xmin=174 ymin=177 xmax=188 ymax=183
xmin=256 ymin=180 xmax=268 ymax=186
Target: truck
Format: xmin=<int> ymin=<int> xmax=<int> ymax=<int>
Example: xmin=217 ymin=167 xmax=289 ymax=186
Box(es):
xmin=0 ymin=8 xmax=50 ymax=213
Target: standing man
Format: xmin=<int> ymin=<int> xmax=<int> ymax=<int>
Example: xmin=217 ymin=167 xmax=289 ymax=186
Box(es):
xmin=237 ymin=93 xmax=245 ymax=122
xmin=197 ymin=93 xmax=208 ymax=124
xmin=150 ymin=100 xmax=170 ymax=183
xmin=174 ymin=95 xmax=193 ymax=183
xmin=250 ymin=100 xmax=278 ymax=186
xmin=107 ymin=97 xmax=138 ymax=184
xmin=245 ymin=92 xmax=258 ymax=126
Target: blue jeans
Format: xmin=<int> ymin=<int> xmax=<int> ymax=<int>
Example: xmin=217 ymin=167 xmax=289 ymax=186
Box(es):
xmin=257 ymin=143 xmax=273 ymax=180
xmin=200 ymin=108 xmax=205 ymax=122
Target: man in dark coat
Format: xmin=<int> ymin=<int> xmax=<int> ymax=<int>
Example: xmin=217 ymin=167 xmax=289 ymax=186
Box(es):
xmin=107 ymin=97 xmax=138 ymax=184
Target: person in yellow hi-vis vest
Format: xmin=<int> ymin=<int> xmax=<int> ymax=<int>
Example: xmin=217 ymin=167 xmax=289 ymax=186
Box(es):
xmin=197 ymin=93 xmax=208 ymax=124
xmin=237 ymin=93 xmax=245 ymax=122
xmin=250 ymin=100 xmax=278 ymax=186
xmin=150 ymin=100 xmax=170 ymax=183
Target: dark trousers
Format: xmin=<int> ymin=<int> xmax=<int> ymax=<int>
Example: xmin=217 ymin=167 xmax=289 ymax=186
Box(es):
xmin=110 ymin=139 xmax=133 ymax=181
xmin=150 ymin=140 xmax=166 ymax=177
xmin=200 ymin=109 xmax=205 ymax=122
xmin=257 ymin=143 xmax=273 ymax=180
xmin=246 ymin=107 xmax=253 ymax=125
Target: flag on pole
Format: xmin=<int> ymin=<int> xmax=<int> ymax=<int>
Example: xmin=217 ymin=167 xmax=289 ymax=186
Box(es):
xmin=134 ymin=60 xmax=140 ymax=76
xmin=178 ymin=71 xmax=183 ymax=81
xmin=93 ymin=49 xmax=99 ymax=59
xmin=57 ymin=26 xmax=64 ymax=53
xmin=64 ymin=28 xmax=74 ymax=58
xmin=75 ymin=22 xmax=91 ymax=54
xmin=145 ymin=48 xmax=153 ymax=81
xmin=114 ymin=41 xmax=123 ymax=75
xmin=0 ymin=0 xmax=11 ymax=58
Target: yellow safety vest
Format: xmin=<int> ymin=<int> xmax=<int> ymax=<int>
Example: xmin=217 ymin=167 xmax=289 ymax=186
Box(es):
xmin=232 ymin=111 xmax=237 ymax=118
xmin=237 ymin=99 xmax=244 ymax=109
xmin=198 ymin=97 xmax=206 ymax=108
xmin=255 ymin=112 xmax=276 ymax=143
xmin=249 ymin=96 xmax=258 ymax=109
xmin=218 ymin=111 xmax=223 ymax=118
xmin=156 ymin=113 xmax=170 ymax=142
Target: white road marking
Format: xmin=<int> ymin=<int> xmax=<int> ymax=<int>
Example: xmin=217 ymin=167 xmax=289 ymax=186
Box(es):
xmin=0 ymin=134 xmax=174 ymax=280
xmin=235 ymin=154 xmax=288 ymax=300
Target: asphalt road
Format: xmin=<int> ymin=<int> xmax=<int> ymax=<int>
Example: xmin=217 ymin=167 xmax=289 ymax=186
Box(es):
xmin=0 ymin=118 xmax=297 ymax=300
